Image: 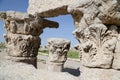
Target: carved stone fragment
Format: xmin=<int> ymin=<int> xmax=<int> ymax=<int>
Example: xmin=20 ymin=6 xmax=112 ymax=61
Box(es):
xmin=68 ymin=0 xmax=120 ymax=80
xmin=68 ymin=0 xmax=120 ymax=79
xmin=68 ymin=0 xmax=120 ymax=69
xmin=75 ymin=24 xmax=118 ymax=68
xmin=47 ymin=38 xmax=70 ymax=72
xmin=68 ymin=0 xmax=120 ymax=27
xmin=0 ymin=11 xmax=59 ymax=68
xmin=4 ymin=33 xmax=40 ymax=57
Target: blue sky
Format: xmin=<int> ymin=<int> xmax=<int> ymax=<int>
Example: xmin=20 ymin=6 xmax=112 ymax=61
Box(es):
xmin=0 ymin=0 xmax=78 ymax=47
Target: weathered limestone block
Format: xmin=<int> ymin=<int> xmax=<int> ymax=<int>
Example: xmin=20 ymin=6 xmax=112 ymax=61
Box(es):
xmin=0 ymin=11 xmax=59 ymax=67
xmin=68 ymin=0 xmax=120 ymax=69
xmin=47 ymin=38 xmax=70 ymax=72
xmin=28 ymin=0 xmax=79 ymax=17
xmin=68 ymin=0 xmax=120 ymax=28
xmin=74 ymin=24 xmax=118 ymax=69
xmin=68 ymin=0 xmax=120 ymax=80
xmin=4 ymin=33 xmax=40 ymax=57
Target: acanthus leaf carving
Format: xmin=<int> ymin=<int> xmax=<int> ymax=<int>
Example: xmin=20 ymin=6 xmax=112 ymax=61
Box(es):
xmin=74 ymin=23 xmax=118 ymax=68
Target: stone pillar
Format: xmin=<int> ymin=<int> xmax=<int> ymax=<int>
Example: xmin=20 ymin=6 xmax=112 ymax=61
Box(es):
xmin=47 ymin=38 xmax=70 ymax=72
xmin=0 ymin=11 xmax=58 ymax=68
xmin=68 ymin=0 xmax=120 ymax=80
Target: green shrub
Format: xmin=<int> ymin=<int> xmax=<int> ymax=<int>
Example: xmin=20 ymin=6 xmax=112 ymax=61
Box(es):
xmin=67 ymin=50 xmax=79 ymax=59
xmin=38 ymin=48 xmax=79 ymax=59
xmin=0 ymin=42 xmax=6 ymax=49
xmin=37 ymin=59 xmax=46 ymax=64
xmin=38 ymin=49 xmax=49 ymax=54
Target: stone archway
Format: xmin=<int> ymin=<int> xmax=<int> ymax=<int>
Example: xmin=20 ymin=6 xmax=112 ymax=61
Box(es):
xmin=28 ymin=0 xmax=120 ymax=80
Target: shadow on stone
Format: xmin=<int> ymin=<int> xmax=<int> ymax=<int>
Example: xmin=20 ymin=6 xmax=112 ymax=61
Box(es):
xmin=63 ymin=67 xmax=80 ymax=77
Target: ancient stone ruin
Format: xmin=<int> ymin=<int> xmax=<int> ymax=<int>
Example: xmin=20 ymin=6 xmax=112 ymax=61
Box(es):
xmin=0 ymin=11 xmax=58 ymax=68
xmin=47 ymin=38 xmax=70 ymax=72
xmin=0 ymin=0 xmax=120 ymax=80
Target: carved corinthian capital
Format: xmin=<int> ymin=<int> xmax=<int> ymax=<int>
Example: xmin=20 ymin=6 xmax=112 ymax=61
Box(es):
xmin=68 ymin=0 xmax=120 ymax=79
xmin=68 ymin=0 xmax=120 ymax=69
xmin=47 ymin=38 xmax=70 ymax=72
xmin=75 ymin=23 xmax=118 ymax=68
xmin=0 ymin=11 xmax=59 ymax=67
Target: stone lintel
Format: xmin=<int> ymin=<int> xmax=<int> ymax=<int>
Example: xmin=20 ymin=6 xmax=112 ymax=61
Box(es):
xmin=43 ymin=19 xmax=59 ymax=28
xmin=27 ymin=0 xmax=79 ymax=18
